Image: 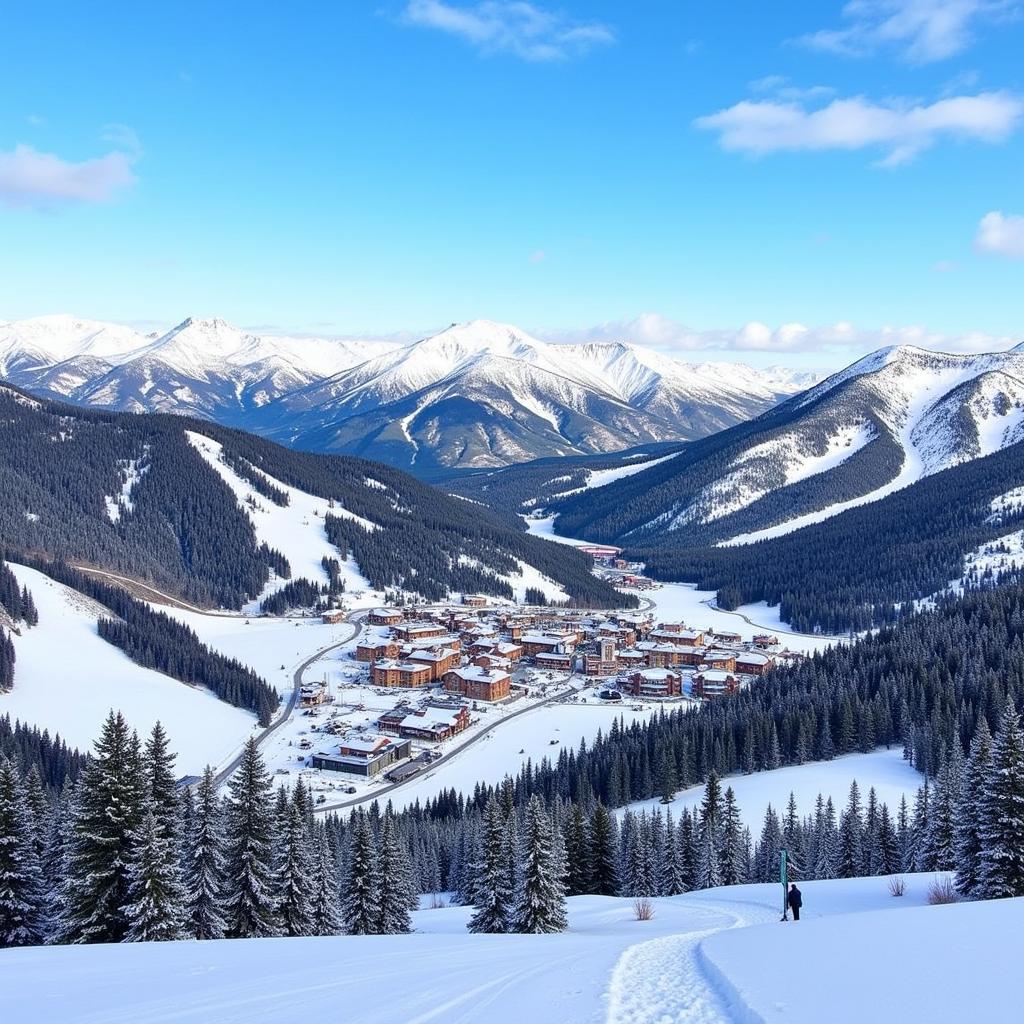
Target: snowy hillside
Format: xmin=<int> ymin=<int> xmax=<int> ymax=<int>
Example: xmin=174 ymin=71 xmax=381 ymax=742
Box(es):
xmin=0 ymin=315 xmax=808 ymax=472
xmin=3 ymin=876 xmax=1013 ymax=1024
xmin=554 ymin=342 xmax=1024 ymax=549
xmin=0 ymin=563 xmax=257 ymax=770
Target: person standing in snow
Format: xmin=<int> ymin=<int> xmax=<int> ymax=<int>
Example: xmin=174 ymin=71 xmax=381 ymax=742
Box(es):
xmin=787 ymin=883 xmax=802 ymax=921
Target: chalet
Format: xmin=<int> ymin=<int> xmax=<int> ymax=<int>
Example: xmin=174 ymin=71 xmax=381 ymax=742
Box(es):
xmin=399 ymin=634 xmax=462 ymax=654
xmin=598 ymin=624 xmax=636 ymax=646
xmin=311 ymin=734 xmax=412 ymax=776
xmin=462 ymin=594 xmax=489 ymax=607
xmin=442 ymin=665 xmax=512 ymax=702
xmin=753 ymin=634 xmax=780 ymax=649
xmin=709 ymin=629 xmax=743 ymax=645
xmin=623 ymin=668 xmax=682 ymax=699
xmin=520 ymin=630 xmax=578 ymax=657
xmin=377 ymin=704 xmax=471 ymax=742
xmin=638 ymin=641 xmax=705 ymax=668
xmin=407 ymin=647 xmax=461 ymax=681
xmin=368 ymin=608 xmax=403 ymax=626
xmin=472 ymin=653 xmax=512 ymax=672
xmin=370 ymin=660 xmax=432 ymax=688
xmin=536 ymin=651 xmax=574 ymax=672
xmin=355 ymin=639 xmax=400 ymax=663
xmin=701 ymin=651 xmax=737 ymax=673
xmin=392 ymin=621 xmax=447 ymax=642
xmin=322 ymin=609 xmax=347 ymax=625
xmin=616 ymin=648 xmax=648 ymax=670
xmin=300 ymin=681 xmax=330 ymax=706
xmin=692 ymin=669 xmax=738 ymax=699
xmin=734 ymin=651 xmax=774 ymax=676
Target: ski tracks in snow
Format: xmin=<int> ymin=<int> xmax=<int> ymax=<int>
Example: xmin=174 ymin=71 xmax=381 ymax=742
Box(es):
xmin=605 ymin=899 xmax=776 ymax=1024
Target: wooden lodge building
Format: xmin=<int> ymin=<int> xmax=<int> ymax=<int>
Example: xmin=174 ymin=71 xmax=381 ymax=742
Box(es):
xmin=370 ymin=660 xmax=432 ymax=688
xmin=311 ymin=734 xmax=412 ymax=776
xmin=442 ymin=665 xmax=512 ymax=702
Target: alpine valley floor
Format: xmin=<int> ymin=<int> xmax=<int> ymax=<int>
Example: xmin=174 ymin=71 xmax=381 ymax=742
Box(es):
xmin=3 ymin=874 xmax=1016 ymax=1024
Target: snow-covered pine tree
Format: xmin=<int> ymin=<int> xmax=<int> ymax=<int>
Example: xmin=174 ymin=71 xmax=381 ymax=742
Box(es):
xmin=977 ymin=699 xmax=1024 ymax=900
xmin=513 ymin=796 xmax=567 ymax=934
xmin=676 ymin=808 xmax=696 ymax=891
xmin=184 ymin=766 xmax=226 ymax=940
xmin=754 ymin=805 xmax=782 ymax=882
xmin=625 ymin=812 xmax=656 ymax=896
xmin=719 ymin=787 xmax=746 ymax=886
xmin=59 ymin=711 xmax=144 ymax=944
xmin=309 ymin=820 xmax=344 ymax=936
xmin=123 ymin=802 xmax=186 ymax=942
xmin=222 ymin=738 xmax=281 ymax=938
xmin=342 ymin=810 xmax=380 ymax=935
xmin=909 ymin=780 xmax=934 ymax=872
xmin=954 ymin=719 xmax=992 ymax=898
xmin=876 ymin=803 xmax=900 ymax=875
xmin=587 ymin=802 xmax=619 ymax=897
xmin=376 ymin=810 xmax=415 ymax=934
xmin=657 ymin=747 xmax=677 ymax=804
xmin=563 ymin=802 xmax=589 ymax=896
xmin=838 ymin=781 xmax=865 ymax=878
xmin=468 ymin=798 xmax=513 ymax=933
xmin=0 ymin=757 xmax=47 ymax=947
xmin=928 ymin=742 xmax=965 ymax=871
xmin=276 ymin=801 xmax=316 ymax=937
xmin=782 ymin=792 xmax=804 ymax=880
xmin=813 ymin=797 xmax=839 ymax=880
xmin=143 ymin=721 xmax=180 ymax=849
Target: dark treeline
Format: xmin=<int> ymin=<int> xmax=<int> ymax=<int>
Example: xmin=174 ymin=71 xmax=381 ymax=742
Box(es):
xmin=628 ymin=440 xmax=1024 ymax=634
xmin=0 ymin=386 xmax=628 ymax=610
xmin=13 ymin=557 xmax=279 ymax=725
xmin=0 ymin=715 xmax=85 ymax=794
xmin=4 ymin=698 xmax=1023 ymax=949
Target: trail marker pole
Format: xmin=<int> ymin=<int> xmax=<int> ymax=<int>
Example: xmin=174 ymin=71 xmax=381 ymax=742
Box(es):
xmin=780 ymin=849 xmax=788 ymax=922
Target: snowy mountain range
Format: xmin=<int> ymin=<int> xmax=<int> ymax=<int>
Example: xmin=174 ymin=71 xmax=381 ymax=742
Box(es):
xmin=0 ymin=315 xmax=813 ymax=473
xmin=550 ymin=343 xmax=1024 ymax=547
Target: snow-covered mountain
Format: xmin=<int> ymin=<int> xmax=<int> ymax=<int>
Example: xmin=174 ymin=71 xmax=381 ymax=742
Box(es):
xmin=0 ymin=315 xmax=810 ymax=473
xmin=255 ymin=320 xmax=811 ymax=471
xmin=553 ymin=343 xmax=1024 ymax=547
xmin=0 ymin=315 xmax=400 ymax=421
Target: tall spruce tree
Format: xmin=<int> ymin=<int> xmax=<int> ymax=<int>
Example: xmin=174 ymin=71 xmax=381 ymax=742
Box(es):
xmin=0 ymin=756 xmax=47 ymax=946
xmin=955 ymin=720 xmax=993 ymax=898
xmin=123 ymin=802 xmax=187 ymax=942
xmin=184 ymin=766 xmax=226 ymax=940
xmin=342 ymin=811 xmax=380 ymax=935
xmin=719 ymin=787 xmax=747 ymax=886
xmin=586 ymin=802 xmax=619 ymax=897
xmin=468 ymin=798 xmax=514 ymax=933
xmin=309 ymin=821 xmax=344 ymax=936
xmin=977 ymin=700 xmax=1024 ymax=899
xmin=376 ymin=810 xmax=415 ymax=935
xmin=222 ymin=738 xmax=280 ymax=938
xmin=513 ymin=796 xmax=567 ymax=934
xmin=276 ymin=801 xmax=316 ymax=937
xmin=59 ymin=712 xmax=144 ymax=944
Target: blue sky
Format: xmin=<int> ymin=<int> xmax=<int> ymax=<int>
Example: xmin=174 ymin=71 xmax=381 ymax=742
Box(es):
xmin=1 ymin=1 xmax=1022 ymax=370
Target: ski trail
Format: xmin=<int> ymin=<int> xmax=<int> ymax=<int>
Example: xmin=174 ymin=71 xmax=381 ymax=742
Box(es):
xmin=605 ymin=899 xmax=776 ymax=1024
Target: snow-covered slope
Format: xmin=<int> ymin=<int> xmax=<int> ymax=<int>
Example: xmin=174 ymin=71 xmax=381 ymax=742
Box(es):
xmin=1 ymin=314 xmax=808 ymax=472
xmin=3 ymin=877 xmax=1011 ymax=1024
xmin=555 ymin=343 xmax=1024 ymax=548
xmin=0 ymin=563 xmax=257 ymax=771
xmin=262 ymin=320 xmax=809 ymax=471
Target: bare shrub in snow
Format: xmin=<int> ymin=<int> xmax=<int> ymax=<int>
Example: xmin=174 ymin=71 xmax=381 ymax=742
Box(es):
xmin=633 ymin=898 xmax=655 ymax=921
xmin=928 ymin=875 xmax=958 ymax=905
xmin=888 ymin=876 xmax=906 ymax=897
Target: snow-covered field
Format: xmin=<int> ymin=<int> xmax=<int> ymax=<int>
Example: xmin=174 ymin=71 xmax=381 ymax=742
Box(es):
xmin=621 ymin=749 xmax=920 ymax=829
xmin=1 ymin=564 xmax=258 ymax=771
xmin=4 ymin=876 xmax=1014 ymax=1024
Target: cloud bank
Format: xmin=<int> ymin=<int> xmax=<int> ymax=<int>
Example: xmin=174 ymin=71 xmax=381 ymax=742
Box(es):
xmin=975 ymin=210 xmax=1024 ymax=258
xmin=0 ymin=142 xmax=138 ymax=210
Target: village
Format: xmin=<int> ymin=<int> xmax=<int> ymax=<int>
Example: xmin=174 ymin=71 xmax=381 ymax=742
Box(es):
xmin=255 ymin=545 xmax=806 ymax=808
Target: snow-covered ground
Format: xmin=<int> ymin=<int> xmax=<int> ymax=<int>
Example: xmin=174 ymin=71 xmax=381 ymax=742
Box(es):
xmin=1 ymin=564 xmax=258 ymax=772
xmin=4 ymin=876 xmax=1012 ymax=1024
xmin=620 ymin=749 xmax=920 ymax=829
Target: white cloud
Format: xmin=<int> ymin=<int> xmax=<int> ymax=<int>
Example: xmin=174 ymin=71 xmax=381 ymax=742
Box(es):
xmin=0 ymin=143 xmax=138 ymax=210
xmin=695 ymin=91 xmax=1022 ymax=164
xmin=540 ymin=313 xmax=1022 ymax=357
xmin=401 ymin=0 xmax=614 ymax=61
xmin=975 ymin=210 xmax=1024 ymax=258
xmin=798 ymin=0 xmax=1018 ymax=64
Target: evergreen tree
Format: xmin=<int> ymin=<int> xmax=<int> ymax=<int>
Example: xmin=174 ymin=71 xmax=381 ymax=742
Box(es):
xmin=222 ymin=738 xmax=280 ymax=938
xmin=563 ymin=803 xmax=589 ymax=896
xmin=955 ymin=720 xmax=993 ymax=898
xmin=184 ymin=767 xmax=226 ymax=940
xmin=468 ymin=799 xmax=513 ymax=933
xmin=276 ymin=801 xmax=316 ymax=937
xmin=719 ymin=787 xmax=746 ymax=886
xmin=928 ymin=743 xmax=965 ymax=871
xmin=309 ymin=821 xmax=344 ymax=936
xmin=838 ymin=781 xmax=865 ymax=878
xmin=977 ymin=700 xmax=1024 ymax=900
xmin=342 ymin=811 xmax=380 ymax=935
xmin=59 ymin=712 xmax=144 ymax=943
xmin=513 ymin=796 xmax=567 ymax=934
xmin=586 ymin=802 xmax=619 ymax=897
xmin=376 ymin=810 xmax=415 ymax=934
xmin=123 ymin=803 xmax=186 ymax=942
xmin=0 ymin=757 xmax=47 ymax=946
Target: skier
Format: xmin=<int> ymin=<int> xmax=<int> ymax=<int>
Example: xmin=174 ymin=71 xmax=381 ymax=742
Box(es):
xmin=787 ymin=882 xmax=802 ymax=921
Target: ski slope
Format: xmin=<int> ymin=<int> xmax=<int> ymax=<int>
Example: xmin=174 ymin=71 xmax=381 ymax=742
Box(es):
xmin=2 ymin=877 xmax=1011 ymax=1024
xmin=186 ymin=431 xmax=374 ymax=610
xmin=1 ymin=564 xmax=257 ymax=771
